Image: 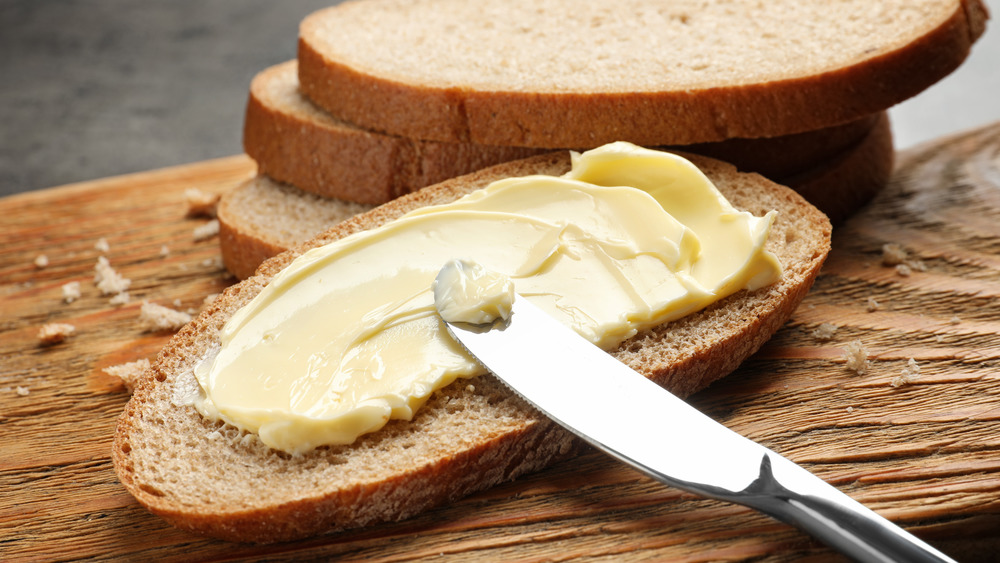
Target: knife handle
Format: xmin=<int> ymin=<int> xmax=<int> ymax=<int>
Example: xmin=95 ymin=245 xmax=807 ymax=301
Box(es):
xmin=713 ymin=453 xmax=956 ymax=563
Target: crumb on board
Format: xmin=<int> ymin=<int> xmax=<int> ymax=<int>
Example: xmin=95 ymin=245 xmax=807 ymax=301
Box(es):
xmin=95 ymin=237 xmax=110 ymax=253
xmin=140 ymin=301 xmax=192 ymax=332
xmin=843 ymin=340 xmax=869 ymax=375
xmin=882 ymin=243 xmax=925 ymax=276
xmin=846 ymin=406 xmax=855 ymax=413
xmin=949 ymin=316 xmax=961 ymax=325
xmin=185 ymin=188 xmax=220 ymax=218
xmin=881 ymin=243 xmax=907 ymax=266
xmin=193 ymin=219 xmax=220 ymax=241
xmin=38 ymin=323 xmax=76 ymax=345
xmin=159 ymin=245 xmax=171 ymax=258
xmin=94 ymin=256 xmax=131 ymax=298
xmin=102 ymin=358 xmax=151 ymax=393
xmin=865 ymin=297 xmax=880 ymax=312
xmin=811 ymin=323 xmax=838 ymax=341
xmin=34 ymin=254 xmax=49 ymax=268
xmin=16 ymin=386 xmax=30 ymax=396
xmin=890 ymin=358 xmax=921 ymax=388
xmin=62 ymin=281 xmax=81 ymax=303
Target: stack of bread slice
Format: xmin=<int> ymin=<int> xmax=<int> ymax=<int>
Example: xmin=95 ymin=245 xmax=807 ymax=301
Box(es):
xmin=219 ymin=0 xmax=987 ymax=280
xmin=113 ymin=0 xmax=989 ymax=544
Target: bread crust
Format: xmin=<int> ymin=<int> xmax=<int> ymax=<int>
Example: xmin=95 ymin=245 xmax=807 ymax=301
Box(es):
xmin=788 ymin=113 xmax=894 ymax=224
xmin=114 ymin=152 xmax=831 ymax=543
xmin=298 ymin=0 xmax=986 ymax=147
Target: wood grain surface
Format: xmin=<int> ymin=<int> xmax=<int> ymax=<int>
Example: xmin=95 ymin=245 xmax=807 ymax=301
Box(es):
xmin=3 ymin=124 xmax=1000 ymax=562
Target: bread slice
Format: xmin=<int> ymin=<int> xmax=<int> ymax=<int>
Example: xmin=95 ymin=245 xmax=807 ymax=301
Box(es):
xmin=789 ymin=112 xmax=894 ymax=225
xmin=218 ymin=180 xmax=373 ymax=280
xmin=246 ymin=60 xmax=881 ymax=204
xmin=219 ymin=115 xmax=885 ymax=280
xmin=298 ymin=0 xmax=986 ymax=147
xmin=244 ymin=60 xmax=543 ymax=204
xmin=114 ymin=151 xmax=831 ymax=543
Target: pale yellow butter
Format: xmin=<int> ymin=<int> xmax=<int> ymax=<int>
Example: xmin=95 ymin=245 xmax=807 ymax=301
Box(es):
xmin=433 ymin=259 xmax=515 ymax=325
xmin=194 ymin=142 xmax=781 ymax=454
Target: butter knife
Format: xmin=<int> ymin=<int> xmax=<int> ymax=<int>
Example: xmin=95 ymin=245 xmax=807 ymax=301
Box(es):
xmin=440 ymin=295 xmax=954 ymax=563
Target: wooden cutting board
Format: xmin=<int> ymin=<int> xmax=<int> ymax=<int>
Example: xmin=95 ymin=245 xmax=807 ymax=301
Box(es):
xmin=3 ymin=123 xmax=1000 ymax=561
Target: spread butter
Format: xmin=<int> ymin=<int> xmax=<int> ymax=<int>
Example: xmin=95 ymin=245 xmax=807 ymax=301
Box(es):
xmin=194 ymin=142 xmax=782 ymax=454
xmin=433 ymin=259 xmax=515 ymax=325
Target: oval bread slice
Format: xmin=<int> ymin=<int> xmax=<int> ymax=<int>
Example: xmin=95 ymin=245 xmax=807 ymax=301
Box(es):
xmin=247 ymin=60 xmax=882 ymax=204
xmin=298 ymin=0 xmax=986 ymax=147
xmin=114 ymin=151 xmax=831 ymax=543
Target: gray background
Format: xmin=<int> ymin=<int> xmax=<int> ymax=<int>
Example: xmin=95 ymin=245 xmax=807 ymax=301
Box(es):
xmin=1 ymin=0 xmax=998 ymax=197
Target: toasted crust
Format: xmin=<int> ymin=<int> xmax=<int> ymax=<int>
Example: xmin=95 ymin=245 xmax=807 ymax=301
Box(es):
xmin=298 ymin=0 xmax=986 ymax=147
xmin=114 ymin=152 xmax=831 ymax=543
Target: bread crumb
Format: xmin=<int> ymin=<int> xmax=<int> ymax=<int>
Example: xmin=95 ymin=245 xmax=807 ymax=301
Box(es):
xmin=949 ymin=316 xmax=961 ymax=325
xmin=881 ymin=243 xmax=907 ymax=266
xmin=62 ymin=281 xmax=81 ymax=303
xmin=185 ymin=188 xmax=220 ymax=218
xmin=95 ymin=237 xmax=110 ymax=253
xmin=94 ymin=256 xmax=131 ymax=296
xmin=811 ymin=323 xmax=837 ymax=341
xmin=865 ymin=297 xmax=880 ymax=312
xmin=159 ymin=245 xmax=171 ymax=258
xmin=16 ymin=386 xmax=30 ymax=396
xmin=465 ymin=384 xmax=476 ymax=393
xmin=890 ymin=358 xmax=921 ymax=388
xmin=193 ymin=219 xmax=220 ymax=241
xmin=881 ymin=243 xmax=927 ymax=275
xmin=103 ymin=358 xmax=151 ymax=393
xmin=140 ymin=301 xmax=192 ymax=332
xmin=38 ymin=323 xmax=76 ymax=345
xmin=34 ymin=254 xmax=49 ymax=268
xmin=173 ymin=298 xmax=183 ymax=308
xmin=843 ymin=340 xmax=869 ymax=375
xmin=846 ymin=406 xmax=855 ymax=413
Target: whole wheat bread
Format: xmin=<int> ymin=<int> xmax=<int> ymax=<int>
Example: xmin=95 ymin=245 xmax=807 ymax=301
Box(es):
xmin=220 ymin=116 xmax=887 ymax=280
xmin=247 ymin=60 xmax=881 ymax=204
xmin=298 ymin=0 xmax=986 ymax=147
xmin=114 ymin=151 xmax=831 ymax=543
xmin=245 ymin=61 xmax=543 ymax=204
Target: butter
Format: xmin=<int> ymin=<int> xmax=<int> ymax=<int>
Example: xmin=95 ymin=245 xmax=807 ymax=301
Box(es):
xmin=194 ymin=142 xmax=782 ymax=454
xmin=433 ymin=259 xmax=514 ymax=325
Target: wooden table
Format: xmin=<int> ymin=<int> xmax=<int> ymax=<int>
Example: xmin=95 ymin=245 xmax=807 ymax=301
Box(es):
xmin=3 ymin=123 xmax=1000 ymax=561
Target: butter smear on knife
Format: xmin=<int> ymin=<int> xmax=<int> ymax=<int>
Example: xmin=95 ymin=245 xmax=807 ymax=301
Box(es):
xmin=193 ymin=142 xmax=782 ymax=454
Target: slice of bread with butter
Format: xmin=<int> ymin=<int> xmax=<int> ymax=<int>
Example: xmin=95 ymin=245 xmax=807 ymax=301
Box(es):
xmin=298 ymin=0 xmax=987 ymax=147
xmin=114 ymin=146 xmax=831 ymax=543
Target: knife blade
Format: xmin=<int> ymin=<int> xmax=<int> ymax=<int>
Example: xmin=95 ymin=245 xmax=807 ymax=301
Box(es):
xmin=440 ymin=294 xmax=954 ymax=563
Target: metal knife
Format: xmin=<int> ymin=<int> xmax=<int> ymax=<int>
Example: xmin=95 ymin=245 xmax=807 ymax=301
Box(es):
xmin=440 ymin=294 xmax=955 ymax=563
